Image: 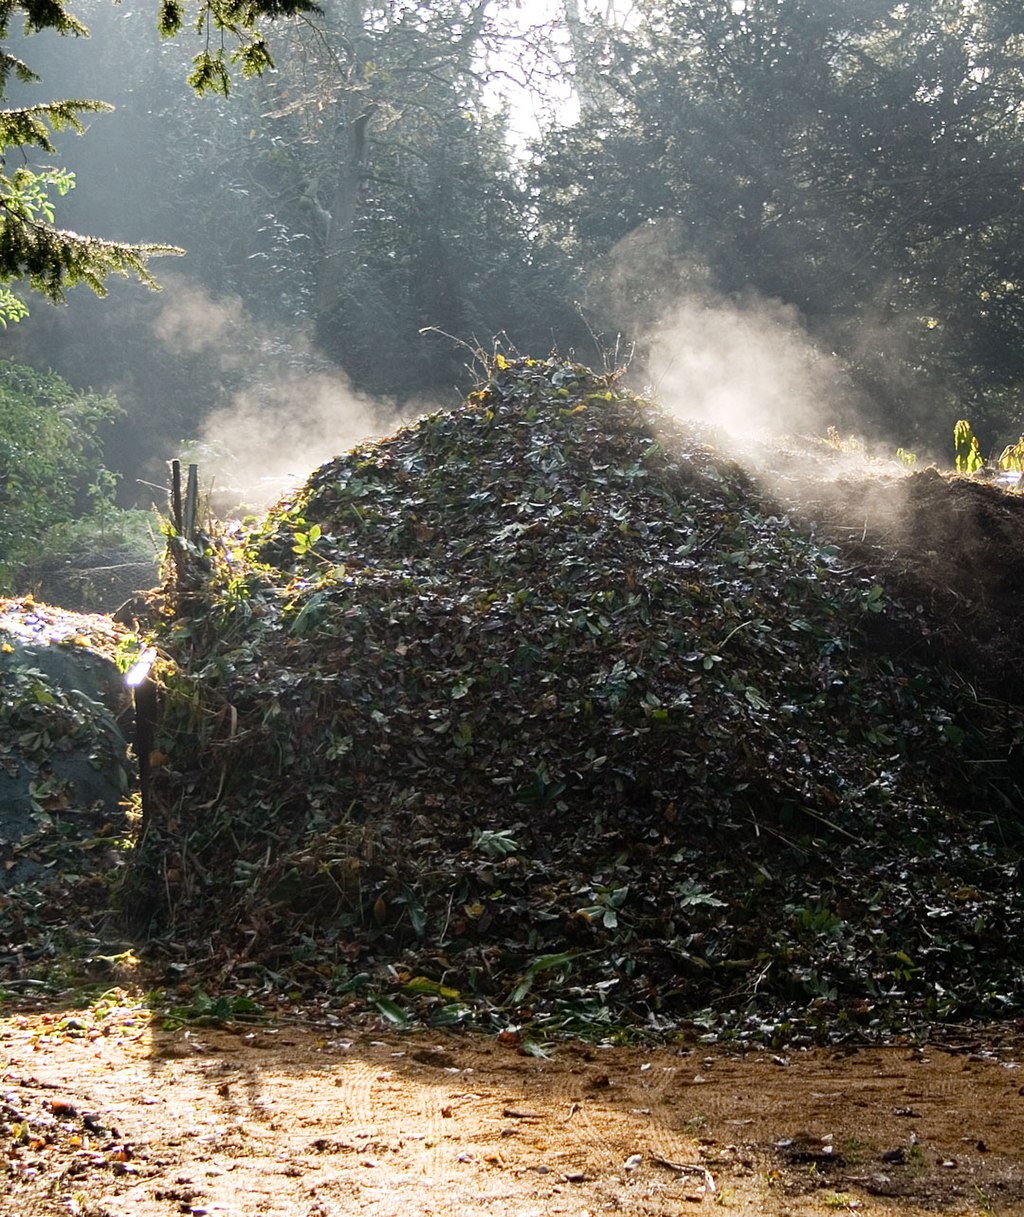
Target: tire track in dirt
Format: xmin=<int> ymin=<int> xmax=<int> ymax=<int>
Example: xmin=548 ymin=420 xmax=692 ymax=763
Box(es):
xmin=387 ymin=1046 xmax=454 ymax=1176
xmin=428 ymin=1051 xmax=567 ymax=1205
xmin=298 ymin=1040 xmax=490 ymax=1214
xmin=327 ymin=1053 xmax=390 ymax=1134
xmin=5 ymin=1012 xmax=1024 ymax=1217
xmin=469 ymin=1047 xmax=725 ymax=1211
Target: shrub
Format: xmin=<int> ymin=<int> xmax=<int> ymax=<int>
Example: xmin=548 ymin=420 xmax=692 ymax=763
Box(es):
xmin=0 ymin=360 xmax=121 ymax=590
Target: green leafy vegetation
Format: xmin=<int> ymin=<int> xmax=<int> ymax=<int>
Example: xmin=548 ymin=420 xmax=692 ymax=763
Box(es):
xmin=0 ymin=598 xmax=136 ymax=988
xmin=0 ymin=0 xmax=319 ymax=319
xmin=0 ymin=361 xmax=123 ymax=589
xmin=0 ymin=96 xmax=179 ymax=321
xmin=117 ymin=359 xmax=1024 ymax=1039
xmin=999 ymin=437 xmax=1024 ymax=474
xmin=954 ymin=420 xmax=984 ymax=475
xmin=162 ymin=989 xmax=265 ymax=1029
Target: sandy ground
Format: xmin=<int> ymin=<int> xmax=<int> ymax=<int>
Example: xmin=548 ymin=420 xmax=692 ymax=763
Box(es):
xmin=2 ymin=997 xmax=1023 ymax=1216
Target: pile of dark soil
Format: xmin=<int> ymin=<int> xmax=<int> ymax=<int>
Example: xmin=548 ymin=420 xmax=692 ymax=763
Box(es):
xmin=774 ymin=465 xmax=1024 ymax=697
xmin=131 ymin=359 xmax=1024 ymax=1038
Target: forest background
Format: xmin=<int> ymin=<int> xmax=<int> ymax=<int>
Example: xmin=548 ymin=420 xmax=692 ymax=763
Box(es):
xmin=2 ymin=0 xmax=1024 ymax=592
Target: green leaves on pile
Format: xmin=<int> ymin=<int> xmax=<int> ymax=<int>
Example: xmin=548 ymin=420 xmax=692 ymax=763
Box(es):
xmin=141 ymin=357 xmax=1024 ymax=1037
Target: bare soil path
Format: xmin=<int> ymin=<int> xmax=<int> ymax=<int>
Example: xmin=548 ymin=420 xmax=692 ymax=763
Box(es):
xmin=3 ymin=997 xmax=1023 ymax=1216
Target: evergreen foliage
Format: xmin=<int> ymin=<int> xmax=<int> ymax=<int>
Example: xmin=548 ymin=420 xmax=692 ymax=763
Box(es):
xmin=0 ymin=0 xmax=318 ymax=319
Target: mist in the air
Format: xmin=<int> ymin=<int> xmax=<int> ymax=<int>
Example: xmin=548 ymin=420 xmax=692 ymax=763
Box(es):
xmin=154 ymin=278 xmax=389 ymax=510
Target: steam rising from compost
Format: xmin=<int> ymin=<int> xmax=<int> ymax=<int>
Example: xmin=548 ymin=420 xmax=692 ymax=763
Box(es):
xmin=152 ymin=281 xmax=249 ymax=366
xmin=150 ymin=253 xmax=882 ymax=524
xmin=646 ymin=291 xmax=856 ymax=441
xmin=152 ymin=277 xmax=394 ymax=510
xmin=200 ymin=373 xmax=383 ymax=510
xmin=594 ymin=224 xmax=863 ymax=450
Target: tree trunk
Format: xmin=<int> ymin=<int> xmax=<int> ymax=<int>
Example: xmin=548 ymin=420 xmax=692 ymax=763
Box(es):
xmin=564 ymin=0 xmax=610 ymax=119
xmin=314 ymin=0 xmax=372 ymax=330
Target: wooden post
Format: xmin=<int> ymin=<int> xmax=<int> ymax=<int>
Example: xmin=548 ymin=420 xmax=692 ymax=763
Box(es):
xmin=126 ymin=648 xmax=159 ymax=835
xmin=183 ymin=463 xmax=199 ymax=542
xmin=170 ymin=459 xmax=183 ymax=534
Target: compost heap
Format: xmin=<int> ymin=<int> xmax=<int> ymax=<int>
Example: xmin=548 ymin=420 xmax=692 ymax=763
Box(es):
xmin=140 ymin=358 xmax=1024 ymax=1037
xmin=0 ymin=598 xmax=132 ymax=970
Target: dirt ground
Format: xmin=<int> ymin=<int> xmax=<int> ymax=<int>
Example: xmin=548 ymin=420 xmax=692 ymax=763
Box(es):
xmin=3 ymin=996 xmax=1023 ymax=1217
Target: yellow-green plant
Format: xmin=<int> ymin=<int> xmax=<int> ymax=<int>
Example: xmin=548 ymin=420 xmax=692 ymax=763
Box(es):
xmin=998 ymin=435 xmax=1024 ymax=472
xmin=953 ymin=419 xmax=984 ymax=473
xmin=896 ymin=447 xmax=917 ymax=467
xmin=825 ymin=426 xmax=864 ymax=452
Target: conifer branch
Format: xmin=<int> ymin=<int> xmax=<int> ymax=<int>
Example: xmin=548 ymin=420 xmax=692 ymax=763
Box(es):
xmin=0 ymin=200 xmax=183 ymax=303
xmin=0 ymin=100 xmax=113 ymax=153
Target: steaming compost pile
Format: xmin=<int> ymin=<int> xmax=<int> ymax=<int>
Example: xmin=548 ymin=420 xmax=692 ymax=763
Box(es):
xmin=136 ymin=358 xmax=1024 ymax=1038
xmin=768 ymin=456 xmax=1024 ymax=698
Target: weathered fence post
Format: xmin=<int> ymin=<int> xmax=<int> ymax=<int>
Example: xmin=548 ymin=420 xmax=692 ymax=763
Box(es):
xmin=125 ymin=647 xmax=158 ymax=834
xmin=183 ymin=463 xmax=199 ymax=542
xmin=170 ymin=459 xmax=183 ymax=535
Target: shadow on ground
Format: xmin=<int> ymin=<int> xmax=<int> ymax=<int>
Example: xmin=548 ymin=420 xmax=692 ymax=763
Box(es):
xmin=2 ymin=999 xmax=1024 ymax=1216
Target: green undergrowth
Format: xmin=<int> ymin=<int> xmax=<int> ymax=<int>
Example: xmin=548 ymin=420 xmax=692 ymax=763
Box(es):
xmin=126 ymin=357 xmax=1024 ymax=1040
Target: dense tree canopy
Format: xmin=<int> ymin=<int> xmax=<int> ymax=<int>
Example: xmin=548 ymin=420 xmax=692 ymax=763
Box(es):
xmin=2 ymin=1 xmax=589 ymax=410
xmin=5 ymin=0 xmax=1024 ymax=481
xmin=530 ymin=1 xmax=1024 ymax=439
xmin=0 ymin=0 xmax=319 ymax=322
